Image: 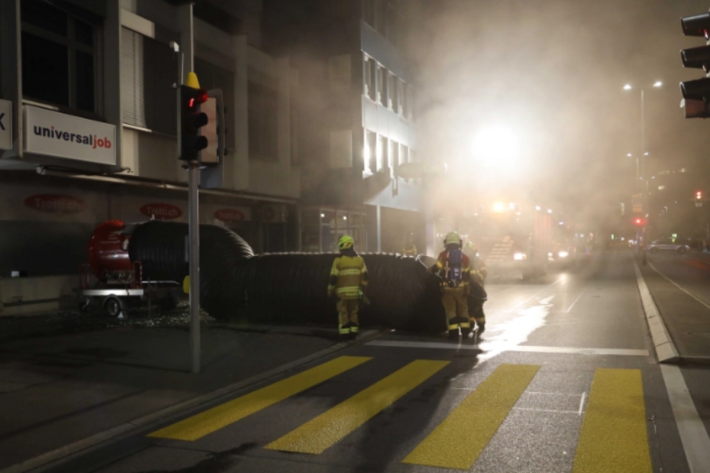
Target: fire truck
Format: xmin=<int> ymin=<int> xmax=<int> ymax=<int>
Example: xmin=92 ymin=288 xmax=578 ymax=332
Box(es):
xmin=461 ymin=204 xmax=558 ymax=280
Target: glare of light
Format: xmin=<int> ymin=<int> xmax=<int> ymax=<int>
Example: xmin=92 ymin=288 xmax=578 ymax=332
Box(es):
xmin=653 ymin=81 xmax=662 ymax=88
xmin=492 ymin=202 xmax=506 ymax=212
xmin=627 ymin=153 xmax=632 ymax=157
xmin=644 ymin=152 xmax=649 ymax=156
xmin=320 ymin=213 xmax=325 ymax=218
xmin=513 ymin=252 xmax=527 ymax=261
xmin=658 ymin=185 xmax=665 ymax=190
xmin=509 ymin=203 xmax=516 ymax=209
xmin=559 ymin=221 xmax=565 ymax=225
xmin=535 ymin=205 xmax=541 ymax=211
xmin=623 ymin=84 xmax=632 ymax=90
xmin=547 ymin=209 xmax=552 ymax=214
xmin=472 ymin=125 xmax=521 ymax=168
xmin=343 ymin=216 xmax=347 ymax=220
xmin=558 ymin=251 xmax=569 ymax=258
xmin=621 ymin=237 xmax=625 ymax=241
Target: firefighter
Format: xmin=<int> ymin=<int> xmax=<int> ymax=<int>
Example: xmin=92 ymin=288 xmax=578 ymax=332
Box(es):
xmin=463 ymin=241 xmax=488 ymax=336
xmin=431 ymin=231 xmax=472 ymax=341
xmin=327 ymin=235 xmax=369 ymax=341
xmin=402 ymin=233 xmax=418 ymax=257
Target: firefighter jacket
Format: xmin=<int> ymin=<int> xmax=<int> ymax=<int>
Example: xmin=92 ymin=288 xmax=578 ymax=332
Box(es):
xmin=432 ymin=250 xmax=471 ymax=288
xmin=327 ymin=253 xmax=369 ymax=300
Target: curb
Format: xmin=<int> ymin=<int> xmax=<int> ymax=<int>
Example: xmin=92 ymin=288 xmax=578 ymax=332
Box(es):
xmin=0 ymin=328 xmax=387 ymax=473
xmin=632 ymin=258 xmax=680 ymax=364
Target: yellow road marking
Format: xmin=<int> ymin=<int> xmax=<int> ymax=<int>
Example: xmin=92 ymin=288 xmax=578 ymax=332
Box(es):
xmin=402 ymin=363 xmax=540 ymax=470
xmin=572 ymin=369 xmax=652 ymax=473
xmin=265 ymin=359 xmax=449 ymax=454
xmin=148 ymin=356 xmax=371 ymax=441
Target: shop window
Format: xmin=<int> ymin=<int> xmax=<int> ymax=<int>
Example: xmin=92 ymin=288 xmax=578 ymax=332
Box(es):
xmin=21 ymin=0 xmax=100 ymax=115
xmin=248 ymin=69 xmax=279 ymax=160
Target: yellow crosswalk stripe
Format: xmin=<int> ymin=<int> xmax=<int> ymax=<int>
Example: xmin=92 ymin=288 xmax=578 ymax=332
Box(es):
xmin=572 ymin=368 xmax=652 ymax=473
xmin=264 ymin=359 xmax=449 ymax=454
xmin=148 ymin=356 xmax=371 ymax=441
xmin=402 ymin=363 xmax=540 ymax=470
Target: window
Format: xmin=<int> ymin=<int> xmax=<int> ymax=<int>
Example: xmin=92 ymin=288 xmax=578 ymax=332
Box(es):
xmin=390 ymin=140 xmax=398 ymax=175
xmin=408 ymin=85 xmax=415 ymax=119
xmin=21 ymin=0 xmax=100 ymax=114
xmin=248 ymin=70 xmax=279 ymax=160
xmin=377 ymin=65 xmax=386 ymax=105
xmin=400 ymin=144 xmax=408 ymax=165
xmin=363 ymin=56 xmax=375 ymax=100
xmin=121 ymin=28 xmax=177 ymax=135
xmin=398 ymin=79 xmax=406 ymax=116
xmin=362 ymin=0 xmax=375 ymax=27
xmin=375 ymin=0 xmax=387 ymax=33
xmin=377 ymin=135 xmax=387 ymax=171
xmin=388 ymin=74 xmax=398 ymax=111
xmin=365 ymin=130 xmax=376 ymax=173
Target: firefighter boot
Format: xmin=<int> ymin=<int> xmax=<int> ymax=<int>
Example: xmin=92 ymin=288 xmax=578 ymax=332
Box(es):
xmin=461 ymin=326 xmax=473 ymax=340
xmin=477 ymin=322 xmax=486 ymax=337
xmin=349 ymin=324 xmax=359 ymax=341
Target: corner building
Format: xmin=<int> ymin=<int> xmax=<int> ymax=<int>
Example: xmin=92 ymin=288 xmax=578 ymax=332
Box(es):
xmin=0 ymin=0 xmax=299 ymax=315
xmin=263 ymin=0 xmax=426 ymax=254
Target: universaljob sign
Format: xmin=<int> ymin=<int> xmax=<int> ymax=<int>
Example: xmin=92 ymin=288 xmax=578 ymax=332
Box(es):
xmin=24 ymin=106 xmax=116 ymax=166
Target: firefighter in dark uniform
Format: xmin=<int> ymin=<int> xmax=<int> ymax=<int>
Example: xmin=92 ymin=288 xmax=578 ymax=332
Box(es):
xmin=463 ymin=241 xmax=488 ymax=336
xmin=327 ymin=235 xmax=369 ymax=341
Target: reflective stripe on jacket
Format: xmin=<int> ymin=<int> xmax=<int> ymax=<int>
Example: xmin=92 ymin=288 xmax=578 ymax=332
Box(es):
xmin=327 ymin=255 xmax=369 ymax=299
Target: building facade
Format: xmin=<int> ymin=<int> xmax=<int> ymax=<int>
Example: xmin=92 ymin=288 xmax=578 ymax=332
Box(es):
xmin=0 ymin=0 xmax=300 ymax=315
xmin=264 ymin=0 xmax=427 ymax=255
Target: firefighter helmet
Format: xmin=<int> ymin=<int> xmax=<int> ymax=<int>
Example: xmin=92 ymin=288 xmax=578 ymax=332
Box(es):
xmin=444 ymin=231 xmax=462 ymax=246
xmin=338 ymin=234 xmax=355 ymax=250
xmin=465 ymin=241 xmax=477 ymax=253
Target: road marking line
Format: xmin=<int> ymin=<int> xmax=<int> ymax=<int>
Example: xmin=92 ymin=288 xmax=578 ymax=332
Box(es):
xmin=632 ymin=259 xmax=680 ymax=363
xmin=661 ymin=364 xmax=710 ymax=473
xmin=265 ymin=359 xmax=449 ymax=454
xmin=566 ymin=291 xmax=585 ymax=313
xmin=572 ymin=369 xmax=651 ymax=473
xmin=147 ymin=356 xmax=371 ymax=441
xmin=578 ymin=391 xmax=586 ymax=416
xmin=366 ymin=340 xmax=649 ymax=357
xmin=402 ymin=364 xmax=539 ymax=470
xmin=513 ymin=407 xmax=579 ymax=414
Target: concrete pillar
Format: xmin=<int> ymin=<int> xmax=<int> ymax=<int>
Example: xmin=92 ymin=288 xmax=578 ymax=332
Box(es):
xmin=0 ymin=0 xmax=21 ymax=159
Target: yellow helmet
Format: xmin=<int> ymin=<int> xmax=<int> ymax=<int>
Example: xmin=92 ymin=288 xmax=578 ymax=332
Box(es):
xmin=338 ymin=234 xmax=355 ymax=250
xmin=465 ymin=241 xmax=477 ymax=252
xmin=444 ymin=231 xmax=462 ymax=246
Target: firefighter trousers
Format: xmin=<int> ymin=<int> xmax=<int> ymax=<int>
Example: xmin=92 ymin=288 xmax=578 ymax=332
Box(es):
xmin=336 ymin=298 xmax=360 ymax=334
xmin=467 ymin=282 xmax=487 ymax=326
xmin=442 ymin=285 xmax=470 ymax=331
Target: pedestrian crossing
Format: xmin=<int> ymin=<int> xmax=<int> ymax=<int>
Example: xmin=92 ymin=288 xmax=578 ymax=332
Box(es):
xmin=148 ymin=355 xmax=653 ymax=472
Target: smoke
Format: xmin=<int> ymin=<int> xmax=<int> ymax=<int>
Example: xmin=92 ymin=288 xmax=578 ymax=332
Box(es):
xmin=404 ymin=0 xmax=710 ymax=229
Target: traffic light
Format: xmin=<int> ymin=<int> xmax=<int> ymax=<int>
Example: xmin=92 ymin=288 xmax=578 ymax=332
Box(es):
xmin=180 ymin=74 xmax=209 ymax=161
xmin=681 ymin=12 xmax=710 ymax=118
xmin=697 ymin=190 xmax=703 ymax=200
xmin=633 ymin=217 xmax=647 ymax=227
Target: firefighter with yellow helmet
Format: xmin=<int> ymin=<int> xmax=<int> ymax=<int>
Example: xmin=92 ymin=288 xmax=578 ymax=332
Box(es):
xmin=463 ymin=241 xmax=488 ymax=336
xmin=431 ymin=231 xmax=472 ymax=341
xmin=327 ymin=235 xmax=369 ymax=341
xmin=402 ymin=233 xmax=418 ymax=257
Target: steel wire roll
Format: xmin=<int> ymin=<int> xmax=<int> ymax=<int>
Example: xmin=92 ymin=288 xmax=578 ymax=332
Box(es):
xmin=202 ymin=253 xmax=446 ymax=332
xmin=127 ymin=221 xmax=445 ymax=332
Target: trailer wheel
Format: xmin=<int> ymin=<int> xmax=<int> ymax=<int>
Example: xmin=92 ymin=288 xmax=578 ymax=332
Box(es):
xmin=103 ymin=296 xmax=124 ymax=318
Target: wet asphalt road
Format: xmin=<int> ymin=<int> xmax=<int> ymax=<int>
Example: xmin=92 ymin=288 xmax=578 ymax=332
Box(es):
xmin=40 ymin=251 xmax=710 ymax=473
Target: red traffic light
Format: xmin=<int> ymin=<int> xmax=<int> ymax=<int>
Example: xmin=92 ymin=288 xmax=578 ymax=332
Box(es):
xmin=633 ymin=218 xmax=647 ymax=227
xmin=696 ymin=191 xmax=703 ymax=200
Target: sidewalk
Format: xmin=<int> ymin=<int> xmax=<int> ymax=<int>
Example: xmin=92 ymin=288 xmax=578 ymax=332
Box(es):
xmin=638 ymin=255 xmax=710 ymax=363
xmin=0 ymin=313 xmax=351 ymax=472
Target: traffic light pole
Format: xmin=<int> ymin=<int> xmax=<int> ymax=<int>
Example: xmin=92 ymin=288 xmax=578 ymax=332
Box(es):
xmin=188 ymin=160 xmax=201 ymax=374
